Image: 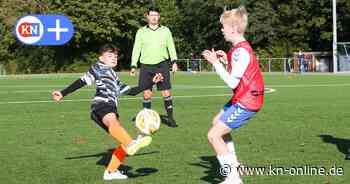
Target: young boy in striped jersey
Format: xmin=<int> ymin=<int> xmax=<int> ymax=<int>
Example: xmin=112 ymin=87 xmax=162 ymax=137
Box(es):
xmin=202 ymin=6 xmax=264 ymax=184
xmin=52 ymin=44 xmax=163 ymax=180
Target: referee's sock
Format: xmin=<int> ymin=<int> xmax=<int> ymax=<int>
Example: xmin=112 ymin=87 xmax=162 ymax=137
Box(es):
xmin=143 ymin=99 xmax=151 ymax=109
xmin=163 ymin=96 xmax=174 ymax=119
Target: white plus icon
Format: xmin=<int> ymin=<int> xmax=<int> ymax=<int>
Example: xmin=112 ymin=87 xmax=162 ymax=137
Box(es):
xmin=47 ymin=19 xmax=68 ymax=41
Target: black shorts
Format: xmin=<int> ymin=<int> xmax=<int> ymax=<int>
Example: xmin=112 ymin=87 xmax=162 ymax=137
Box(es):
xmin=139 ymin=61 xmax=171 ymax=91
xmin=90 ymin=101 xmax=119 ymax=133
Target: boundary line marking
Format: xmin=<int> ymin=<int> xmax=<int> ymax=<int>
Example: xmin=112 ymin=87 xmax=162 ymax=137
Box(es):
xmin=0 ymin=88 xmax=275 ymax=104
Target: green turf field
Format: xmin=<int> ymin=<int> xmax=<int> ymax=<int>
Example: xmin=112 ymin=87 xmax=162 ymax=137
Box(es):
xmin=0 ymin=72 xmax=349 ymax=184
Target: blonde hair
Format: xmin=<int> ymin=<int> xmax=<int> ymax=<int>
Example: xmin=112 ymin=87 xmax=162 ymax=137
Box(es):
xmin=220 ymin=6 xmax=248 ymax=34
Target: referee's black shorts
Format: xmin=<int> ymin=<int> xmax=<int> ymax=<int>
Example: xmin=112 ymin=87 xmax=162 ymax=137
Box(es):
xmin=139 ymin=60 xmax=171 ymax=91
xmin=90 ymin=101 xmax=119 ymax=133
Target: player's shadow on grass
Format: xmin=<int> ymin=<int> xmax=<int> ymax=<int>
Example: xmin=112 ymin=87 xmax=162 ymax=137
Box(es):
xmin=65 ymin=149 xmax=159 ymax=178
xmin=319 ymin=134 xmax=350 ymax=158
xmin=189 ymin=156 xmax=223 ymax=184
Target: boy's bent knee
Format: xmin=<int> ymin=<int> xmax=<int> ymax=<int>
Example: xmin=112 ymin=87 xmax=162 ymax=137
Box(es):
xmin=207 ymin=129 xmax=219 ymax=143
xmin=102 ymin=113 xmax=121 ymax=128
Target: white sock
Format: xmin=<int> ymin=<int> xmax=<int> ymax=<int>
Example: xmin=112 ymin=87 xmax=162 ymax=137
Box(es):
xmin=225 ymin=141 xmax=239 ymax=166
xmin=226 ymin=141 xmax=235 ymax=153
xmin=217 ymin=154 xmax=240 ymax=179
xmin=217 ymin=154 xmax=232 ymax=167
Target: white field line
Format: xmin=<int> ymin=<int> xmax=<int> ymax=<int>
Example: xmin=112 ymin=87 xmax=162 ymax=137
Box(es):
xmin=0 ymin=89 xmax=274 ymax=105
xmin=1 ymin=82 xmax=350 ymax=104
xmin=0 ymin=94 xmax=231 ymax=104
xmin=0 ymin=83 xmax=349 ymax=93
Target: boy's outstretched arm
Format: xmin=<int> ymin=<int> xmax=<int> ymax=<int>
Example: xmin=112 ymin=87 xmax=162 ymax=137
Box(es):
xmin=52 ymin=79 xmax=87 ymax=102
xmin=52 ymin=90 xmax=63 ymax=102
xmin=52 ymin=68 xmax=95 ymax=102
xmin=121 ymin=85 xmax=143 ymax=96
xmin=121 ymin=73 xmax=164 ymax=96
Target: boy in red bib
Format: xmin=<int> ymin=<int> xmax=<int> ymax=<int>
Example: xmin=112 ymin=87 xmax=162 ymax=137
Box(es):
xmin=202 ymin=6 xmax=264 ymax=184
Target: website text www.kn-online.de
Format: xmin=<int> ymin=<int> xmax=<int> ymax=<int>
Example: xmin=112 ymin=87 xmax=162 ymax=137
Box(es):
xmin=219 ymin=164 xmax=344 ymax=176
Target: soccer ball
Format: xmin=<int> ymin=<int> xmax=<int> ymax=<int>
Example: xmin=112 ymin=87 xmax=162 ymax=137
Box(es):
xmin=134 ymin=109 xmax=161 ymax=135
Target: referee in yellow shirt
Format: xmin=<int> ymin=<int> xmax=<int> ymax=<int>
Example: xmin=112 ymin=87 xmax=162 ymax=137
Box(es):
xmin=130 ymin=6 xmax=178 ymax=127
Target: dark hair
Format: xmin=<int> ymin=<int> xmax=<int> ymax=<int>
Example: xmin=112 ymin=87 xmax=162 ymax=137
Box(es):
xmin=99 ymin=44 xmax=117 ymax=55
xmin=147 ymin=6 xmax=160 ymax=14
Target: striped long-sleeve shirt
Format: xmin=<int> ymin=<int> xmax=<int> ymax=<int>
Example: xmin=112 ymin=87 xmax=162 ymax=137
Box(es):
xmin=61 ymin=61 xmax=141 ymax=106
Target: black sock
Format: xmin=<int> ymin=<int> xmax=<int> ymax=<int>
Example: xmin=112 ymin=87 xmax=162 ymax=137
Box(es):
xmin=163 ymin=96 xmax=173 ymax=119
xmin=143 ymin=99 xmax=151 ymax=109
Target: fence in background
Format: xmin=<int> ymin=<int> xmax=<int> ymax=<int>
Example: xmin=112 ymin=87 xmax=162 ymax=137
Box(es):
xmin=176 ymin=57 xmax=332 ymax=73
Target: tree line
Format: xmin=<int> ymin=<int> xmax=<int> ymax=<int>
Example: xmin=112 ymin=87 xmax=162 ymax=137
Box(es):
xmin=0 ymin=0 xmax=349 ymax=74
